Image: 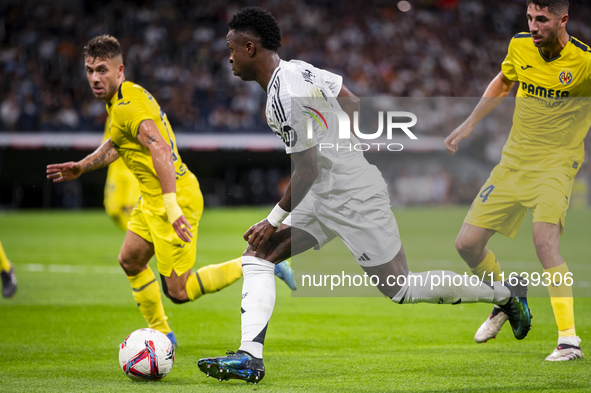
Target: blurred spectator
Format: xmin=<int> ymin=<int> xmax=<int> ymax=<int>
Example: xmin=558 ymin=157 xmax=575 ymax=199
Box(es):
xmin=18 ymin=94 xmax=38 ymax=130
xmin=56 ymin=94 xmax=80 ymax=131
xmin=1 ymin=0 xmax=590 ymax=135
xmin=0 ymin=91 xmax=20 ymax=131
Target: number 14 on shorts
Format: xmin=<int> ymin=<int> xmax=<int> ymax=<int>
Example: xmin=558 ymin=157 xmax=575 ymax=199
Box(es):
xmin=480 ymin=185 xmax=495 ymax=203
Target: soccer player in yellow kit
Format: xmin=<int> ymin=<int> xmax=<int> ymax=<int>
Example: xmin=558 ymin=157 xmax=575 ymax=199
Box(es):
xmin=102 ymin=123 xmax=140 ymax=232
xmin=0 ymin=240 xmax=17 ymax=298
xmin=47 ymin=35 xmax=295 ymax=347
xmin=445 ymin=0 xmax=589 ymax=361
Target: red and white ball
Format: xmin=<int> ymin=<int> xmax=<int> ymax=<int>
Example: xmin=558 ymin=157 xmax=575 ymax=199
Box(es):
xmin=119 ymin=328 xmax=175 ymax=381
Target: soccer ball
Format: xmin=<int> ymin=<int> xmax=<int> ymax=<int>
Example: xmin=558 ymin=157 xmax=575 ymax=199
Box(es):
xmin=119 ymin=328 xmax=175 ymax=381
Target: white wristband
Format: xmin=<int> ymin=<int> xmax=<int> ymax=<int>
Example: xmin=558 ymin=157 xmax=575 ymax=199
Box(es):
xmin=266 ymin=203 xmax=289 ymax=227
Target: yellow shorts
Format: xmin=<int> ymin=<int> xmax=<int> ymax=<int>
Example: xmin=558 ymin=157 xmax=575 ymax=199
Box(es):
xmin=104 ymin=159 xmax=141 ymax=221
xmin=127 ymin=173 xmax=204 ymax=277
xmin=464 ymin=165 xmax=573 ymax=238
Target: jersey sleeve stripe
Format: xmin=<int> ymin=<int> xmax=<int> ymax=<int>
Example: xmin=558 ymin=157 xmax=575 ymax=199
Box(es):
xmin=268 ymin=68 xmax=281 ymax=93
xmin=272 ymin=94 xmax=286 ymax=123
xmin=570 ymin=38 xmax=590 ymax=53
xmin=275 ymin=79 xmax=288 ymax=122
xmin=514 ymin=33 xmax=532 ymax=38
xmin=271 ymin=102 xmax=283 ymax=124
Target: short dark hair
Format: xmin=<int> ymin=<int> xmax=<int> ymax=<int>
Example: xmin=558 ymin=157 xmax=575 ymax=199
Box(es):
xmin=526 ymin=0 xmax=569 ymax=15
xmin=228 ymin=7 xmax=281 ymax=52
xmin=83 ymin=35 xmax=123 ymax=61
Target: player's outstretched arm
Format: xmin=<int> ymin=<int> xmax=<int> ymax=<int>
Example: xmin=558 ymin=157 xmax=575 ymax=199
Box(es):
xmin=244 ymin=147 xmax=318 ymax=251
xmin=46 ymin=138 xmax=119 ymax=182
xmin=444 ymin=72 xmax=515 ymax=155
xmin=136 ymin=120 xmax=192 ymax=243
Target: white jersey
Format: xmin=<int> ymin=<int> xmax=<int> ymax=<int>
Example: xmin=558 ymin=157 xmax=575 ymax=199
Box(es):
xmin=266 ymin=59 xmax=387 ymax=208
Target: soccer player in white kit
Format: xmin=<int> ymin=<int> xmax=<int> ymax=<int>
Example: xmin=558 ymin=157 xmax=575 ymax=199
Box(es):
xmin=198 ymin=7 xmax=533 ymax=384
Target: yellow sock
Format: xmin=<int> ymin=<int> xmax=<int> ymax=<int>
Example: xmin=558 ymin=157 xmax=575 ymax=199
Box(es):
xmin=0 ymin=240 xmax=12 ymax=272
xmin=470 ymin=250 xmax=502 ymax=281
xmin=127 ymin=267 xmax=171 ymax=334
xmin=545 ymin=263 xmax=576 ymax=337
xmin=186 ymin=258 xmax=243 ymax=301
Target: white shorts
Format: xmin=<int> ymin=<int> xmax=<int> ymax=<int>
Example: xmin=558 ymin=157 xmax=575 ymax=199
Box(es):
xmin=284 ymin=190 xmax=401 ymax=267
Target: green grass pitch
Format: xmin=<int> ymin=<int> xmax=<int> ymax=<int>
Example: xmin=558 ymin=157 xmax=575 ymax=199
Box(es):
xmin=0 ymin=207 xmax=589 ymax=392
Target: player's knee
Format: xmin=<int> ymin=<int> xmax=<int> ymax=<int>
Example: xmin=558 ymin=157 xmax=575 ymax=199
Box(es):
xmin=159 ymin=274 xmax=189 ymax=304
xmin=166 ymin=294 xmax=189 ymax=304
xmin=118 ymin=253 xmax=140 ymax=275
xmin=242 ymin=246 xmax=272 ymax=262
xmin=454 ymin=234 xmax=481 ymax=257
xmin=243 ymin=242 xmax=289 ymax=264
xmin=164 ymin=287 xmax=189 ymax=304
xmin=454 ymin=234 xmax=468 ymax=253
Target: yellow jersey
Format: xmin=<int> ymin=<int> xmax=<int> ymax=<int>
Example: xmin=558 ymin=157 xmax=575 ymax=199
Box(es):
xmin=102 ymin=118 xmax=135 ymax=179
xmin=500 ymin=33 xmax=591 ymax=176
xmin=105 ymin=81 xmax=191 ymax=208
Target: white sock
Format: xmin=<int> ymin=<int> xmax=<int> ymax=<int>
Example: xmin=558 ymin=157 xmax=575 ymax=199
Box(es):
xmin=391 ymin=271 xmax=511 ymax=305
xmin=558 ymin=336 xmax=581 ymax=347
xmin=238 ymin=256 xmax=276 ymax=359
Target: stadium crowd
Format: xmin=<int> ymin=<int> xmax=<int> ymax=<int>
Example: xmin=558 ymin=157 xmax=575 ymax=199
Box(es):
xmin=1 ymin=0 xmax=590 ymax=134
xmin=0 ymin=0 xmax=590 ymax=207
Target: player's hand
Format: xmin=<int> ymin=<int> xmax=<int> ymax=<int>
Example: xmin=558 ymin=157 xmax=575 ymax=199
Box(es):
xmin=444 ymin=122 xmax=474 ymax=155
xmin=46 ymin=162 xmax=83 ymax=182
xmin=243 ymin=219 xmax=277 ymax=251
xmin=172 ymin=215 xmax=193 ymax=243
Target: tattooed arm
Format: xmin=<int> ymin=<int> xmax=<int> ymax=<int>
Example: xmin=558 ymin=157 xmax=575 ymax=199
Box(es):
xmin=136 ymin=120 xmax=192 ymax=242
xmin=136 ymin=120 xmax=176 ymax=195
xmin=46 ymin=138 xmax=119 ymax=182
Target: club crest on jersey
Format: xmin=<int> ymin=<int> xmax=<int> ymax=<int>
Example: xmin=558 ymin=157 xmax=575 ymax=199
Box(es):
xmin=559 ymin=70 xmax=573 ymax=85
xmin=301 ymin=69 xmax=314 ymax=84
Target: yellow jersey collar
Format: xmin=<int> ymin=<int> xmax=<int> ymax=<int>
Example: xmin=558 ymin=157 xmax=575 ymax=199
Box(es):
xmin=107 ymin=82 xmax=125 ymax=108
xmin=537 ymin=36 xmax=572 ymax=63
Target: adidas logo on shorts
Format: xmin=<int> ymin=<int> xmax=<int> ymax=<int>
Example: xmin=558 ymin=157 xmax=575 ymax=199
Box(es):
xmin=358 ymin=253 xmax=371 ymax=262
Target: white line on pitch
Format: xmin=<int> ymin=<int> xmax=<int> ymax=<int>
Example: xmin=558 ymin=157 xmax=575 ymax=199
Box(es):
xmin=17 ymin=263 xmax=122 ymax=275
